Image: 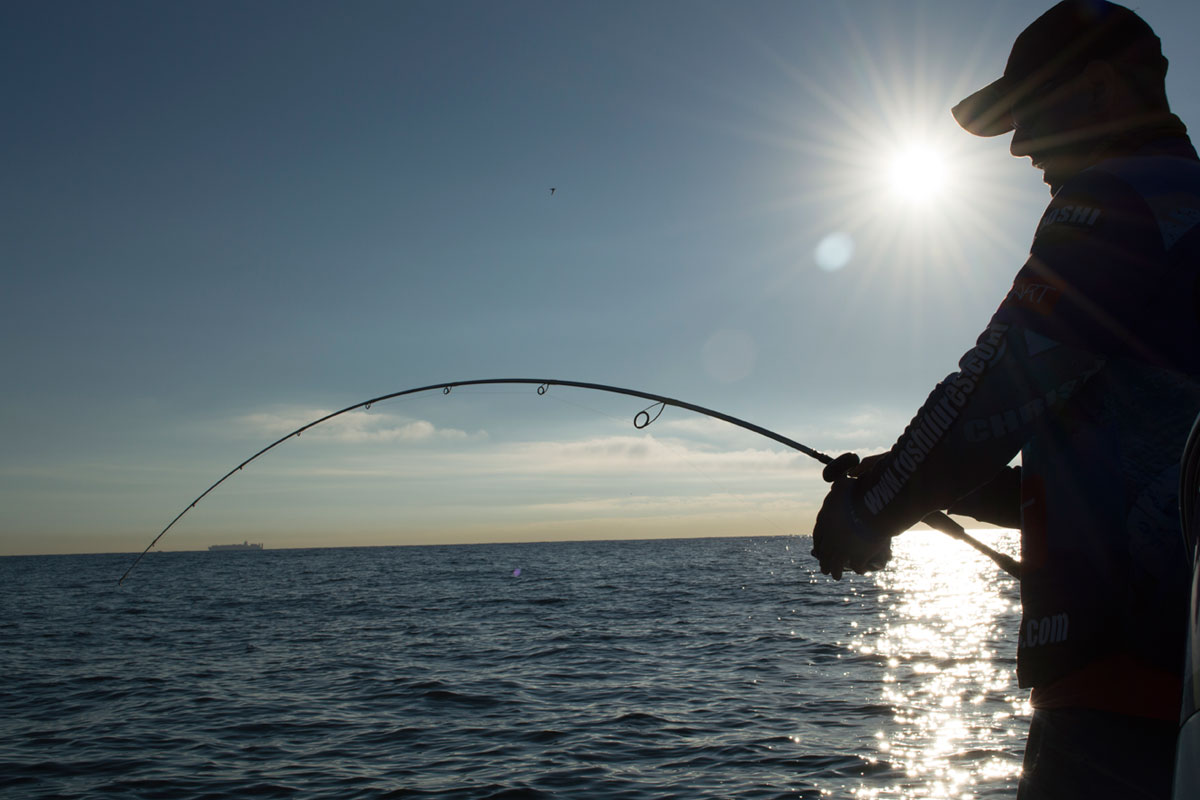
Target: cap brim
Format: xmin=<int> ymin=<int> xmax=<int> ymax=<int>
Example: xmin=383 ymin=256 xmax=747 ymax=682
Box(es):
xmin=952 ymin=77 xmax=1016 ymax=137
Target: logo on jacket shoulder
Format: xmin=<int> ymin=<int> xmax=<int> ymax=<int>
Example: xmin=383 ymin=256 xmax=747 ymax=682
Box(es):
xmin=1037 ymin=204 xmax=1102 ymax=234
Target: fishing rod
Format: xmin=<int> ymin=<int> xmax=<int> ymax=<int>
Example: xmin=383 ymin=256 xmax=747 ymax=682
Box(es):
xmin=118 ymin=378 xmax=1021 ymax=584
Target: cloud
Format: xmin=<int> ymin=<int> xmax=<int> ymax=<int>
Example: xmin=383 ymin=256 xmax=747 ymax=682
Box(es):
xmin=194 ymin=408 xmax=831 ymax=540
xmin=456 ymin=433 xmax=812 ymax=478
xmin=228 ymin=401 xmax=818 ymax=477
xmin=655 ymin=415 xmax=752 ymax=444
xmin=792 ymin=405 xmax=912 ymax=453
xmin=241 ymin=432 xmax=823 ymax=489
xmin=514 ymin=490 xmax=817 ymax=517
xmin=233 ymin=407 xmax=485 ymax=444
xmin=103 ymin=417 xmax=838 ymax=554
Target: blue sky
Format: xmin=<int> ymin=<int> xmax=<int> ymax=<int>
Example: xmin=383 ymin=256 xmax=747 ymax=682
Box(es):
xmin=5 ymin=0 xmax=1200 ymax=556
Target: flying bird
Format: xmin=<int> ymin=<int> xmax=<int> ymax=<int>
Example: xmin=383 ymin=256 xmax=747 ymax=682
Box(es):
xmin=549 ymin=187 xmax=556 ymax=196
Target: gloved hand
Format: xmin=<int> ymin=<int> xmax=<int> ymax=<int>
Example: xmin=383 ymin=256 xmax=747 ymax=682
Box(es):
xmin=847 ymin=452 xmax=884 ymax=477
xmin=811 ymin=477 xmax=892 ymax=580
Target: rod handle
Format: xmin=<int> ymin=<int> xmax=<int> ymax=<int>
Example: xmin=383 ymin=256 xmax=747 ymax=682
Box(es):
xmin=921 ymin=510 xmax=1022 ymax=580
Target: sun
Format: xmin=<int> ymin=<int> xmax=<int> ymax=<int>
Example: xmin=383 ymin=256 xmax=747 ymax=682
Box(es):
xmin=773 ymin=10 xmax=1036 ymax=287
xmin=886 ymin=143 xmax=949 ymax=205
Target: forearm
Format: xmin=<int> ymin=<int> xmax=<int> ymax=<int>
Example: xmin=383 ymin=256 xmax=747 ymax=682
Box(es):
xmin=947 ymin=465 xmax=1022 ymax=528
xmin=852 ymin=320 xmax=1102 ymax=536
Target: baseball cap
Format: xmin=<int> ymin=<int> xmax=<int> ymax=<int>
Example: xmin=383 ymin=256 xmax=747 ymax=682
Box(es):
xmin=952 ymin=0 xmax=1164 ymax=137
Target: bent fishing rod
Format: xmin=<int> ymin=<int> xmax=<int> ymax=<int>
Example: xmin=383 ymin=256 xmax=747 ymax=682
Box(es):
xmin=118 ymin=378 xmax=1021 ymax=584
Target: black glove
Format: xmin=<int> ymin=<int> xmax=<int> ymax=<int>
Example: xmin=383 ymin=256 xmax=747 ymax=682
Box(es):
xmin=811 ymin=478 xmax=892 ymax=580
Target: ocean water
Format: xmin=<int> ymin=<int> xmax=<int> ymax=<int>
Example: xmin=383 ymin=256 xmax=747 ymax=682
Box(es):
xmin=0 ymin=533 xmax=1026 ymax=799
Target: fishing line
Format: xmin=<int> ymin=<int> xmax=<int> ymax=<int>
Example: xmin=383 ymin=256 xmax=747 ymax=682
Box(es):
xmin=118 ymin=378 xmax=1021 ymax=584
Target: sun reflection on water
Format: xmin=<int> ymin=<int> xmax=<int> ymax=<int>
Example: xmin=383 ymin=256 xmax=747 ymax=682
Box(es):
xmin=849 ymin=528 xmax=1028 ymax=799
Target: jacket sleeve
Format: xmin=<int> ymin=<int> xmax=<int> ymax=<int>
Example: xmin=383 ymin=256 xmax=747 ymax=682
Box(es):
xmin=947 ymin=465 xmax=1021 ymax=528
xmin=850 ymin=318 xmax=1104 ymax=537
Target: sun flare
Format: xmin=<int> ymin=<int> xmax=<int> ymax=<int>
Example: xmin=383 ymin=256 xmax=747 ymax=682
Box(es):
xmin=886 ymin=144 xmax=949 ymax=204
xmin=780 ymin=12 xmax=1034 ymax=297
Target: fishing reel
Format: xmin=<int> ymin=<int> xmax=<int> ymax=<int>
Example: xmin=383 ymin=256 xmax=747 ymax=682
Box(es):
xmin=822 ymin=452 xmax=861 ymax=483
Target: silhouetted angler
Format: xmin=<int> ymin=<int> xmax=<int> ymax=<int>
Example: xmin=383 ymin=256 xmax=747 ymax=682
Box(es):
xmin=811 ymin=2 xmax=1200 ymax=797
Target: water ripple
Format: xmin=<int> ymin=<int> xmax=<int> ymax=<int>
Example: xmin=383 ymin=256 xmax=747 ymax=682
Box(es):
xmin=0 ymin=535 xmax=1025 ymax=798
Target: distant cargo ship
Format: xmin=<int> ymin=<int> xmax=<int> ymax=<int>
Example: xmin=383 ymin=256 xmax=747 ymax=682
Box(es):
xmin=208 ymin=541 xmax=264 ymax=552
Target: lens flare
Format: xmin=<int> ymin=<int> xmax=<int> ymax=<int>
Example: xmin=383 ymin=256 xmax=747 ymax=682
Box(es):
xmin=815 ymin=231 xmax=856 ymax=271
